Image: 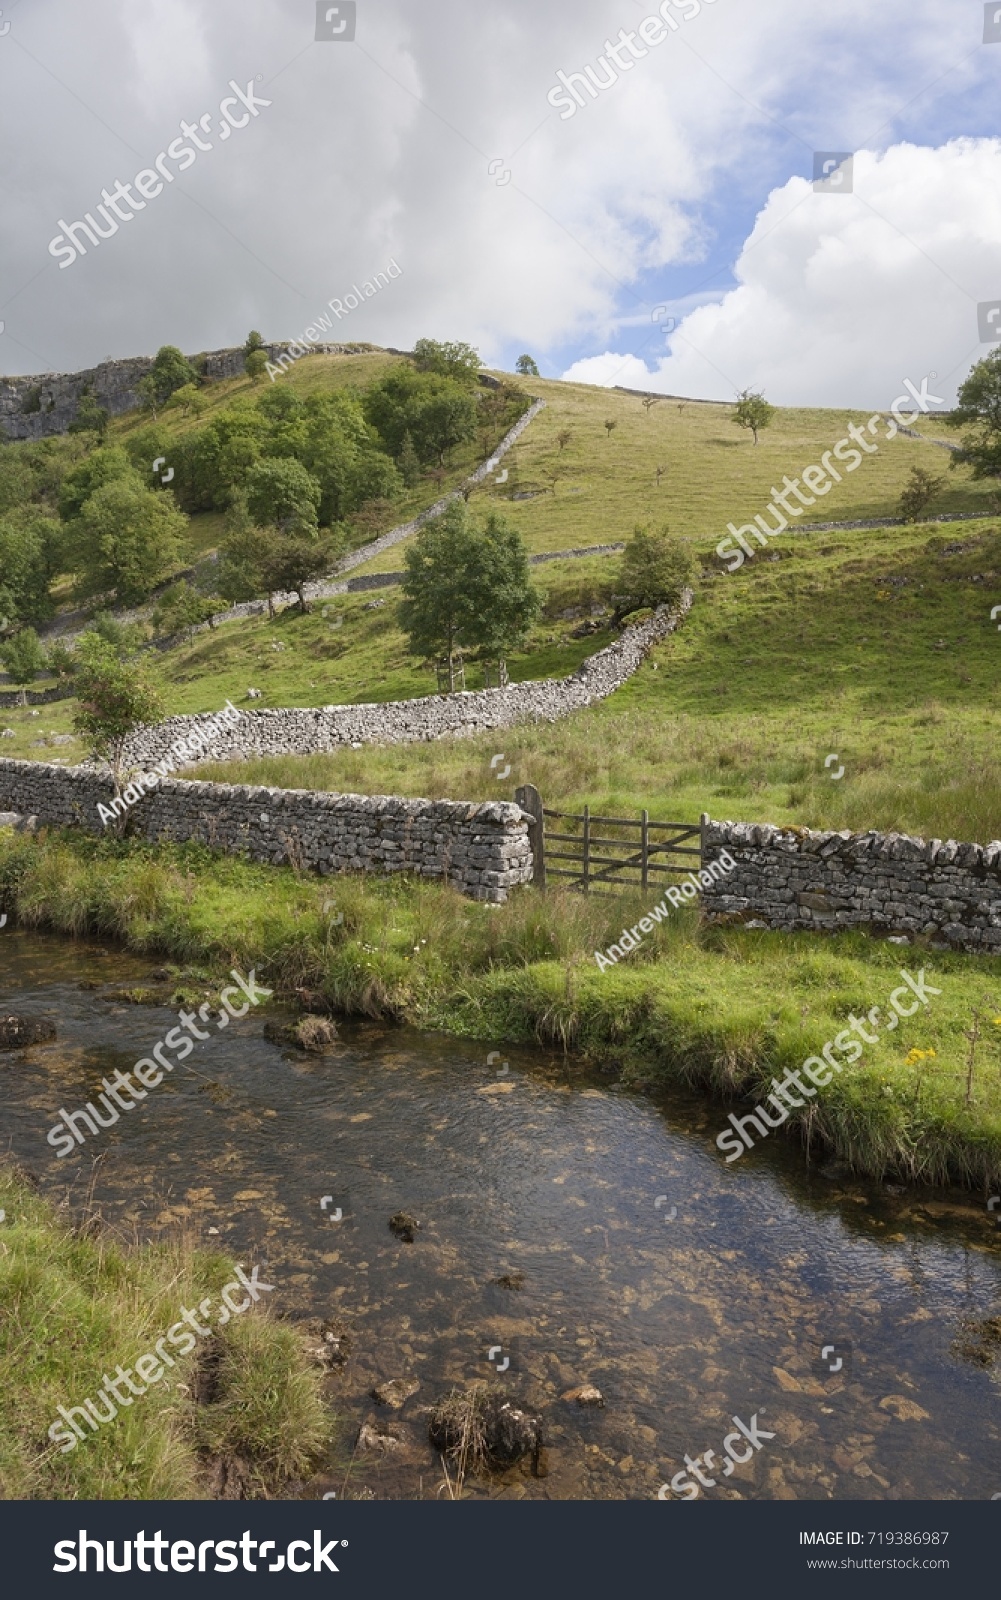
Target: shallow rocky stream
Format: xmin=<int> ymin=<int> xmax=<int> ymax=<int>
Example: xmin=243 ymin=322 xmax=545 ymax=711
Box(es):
xmin=2 ymin=930 xmax=1000 ymax=1501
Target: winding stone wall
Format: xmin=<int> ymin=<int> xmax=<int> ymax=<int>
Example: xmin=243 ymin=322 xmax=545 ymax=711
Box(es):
xmin=702 ymin=819 xmax=1001 ymax=954
xmin=115 ymin=591 xmax=693 ymax=771
xmin=0 ymin=761 xmax=531 ymax=903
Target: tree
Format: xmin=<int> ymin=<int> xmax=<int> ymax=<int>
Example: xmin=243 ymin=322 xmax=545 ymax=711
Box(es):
xmin=259 ymin=531 xmax=342 ymax=614
xmin=945 ymin=349 xmax=1001 ymax=477
xmin=397 ymin=430 xmax=421 ymax=488
xmin=68 ymin=391 xmax=109 ymax=440
xmin=516 ymin=354 xmax=540 ymax=377
xmin=87 ymin=610 xmax=146 ymax=656
xmin=556 ymin=428 xmax=573 ymax=452
xmin=412 ymin=338 xmax=481 ymax=384
xmin=364 ymin=367 xmax=478 ymax=463
xmin=463 ymin=510 xmax=540 ymax=679
xmin=167 ymin=383 xmax=206 ymax=419
xmin=152 ymin=579 xmax=221 ymax=638
xmin=399 ymin=503 xmax=538 ymax=690
xmin=616 ymin=525 xmax=696 ymax=623
xmin=0 ymin=509 xmax=63 ymax=624
xmin=58 ymin=446 xmax=134 ymax=522
xmin=69 ymin=471 xmax=191 ymax=605
xmin=641 ymin=396 xmax=661 ymax=418
xmin=898 ymin=466 xmax=945 ymax=522
xmin=217 ymin=492 xmax=275 ymax=609
xmin=0 ymin=627 xmax=46 ymax=707
xmin=136 ymin=374 xmax=161 ymax=421
xmin=732 ymin=389 xmax=774 ymax=445
xmin=245 ymin=458 xmax=321 ymax=537
xmin=71 ymin=632 xmax=164 ymax=794
xmin=244 ymin=330 xmax=265 ymax=357
xmin=604 ymin=419 xmax=617 ymax=439
xmin=146 ymin=345 xmax=200 ymax=405
xmin=245 ymin=349 xmax=269 ymax=384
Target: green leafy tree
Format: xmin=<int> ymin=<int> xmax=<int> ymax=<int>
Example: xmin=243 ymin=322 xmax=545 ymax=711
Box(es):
xmin=166 ymin=383 xmax=205 ymax=419
xmin=616 ymin=525 xmax=695 ymax=622
xmin=217 ymin=492 xmax=275 ymax=609
xmin=246 ymin=458 xmax=321 ymax=537
xmin=0 ymin=509 xmax=63 ymax=624
xmin=71 ymin=632 xmax=164 ymax=793
xmin=516 ymin=354 xmax=540 ymax=377
xmin=152 ymin=580 xmax=220 ymax=638
xmin=463 ymin=510 xmax=540 ymax=677
xmin=412 ymin=338 xmax=481 ymax=384
xmin=136 ymin=374 xmax=162 ymax=420
xmin=399 ymin=502 xmax=538 ymax=690
xmin=68 ymin=471 xmax=190 ymax=605
xmin=604 ymin=419 xmax=617 ymax=439
xmin=244 ymin=330 xmax=265 ymax=356
xmin=946 ymin=349 xmax=1001 ymax=477
xmin=259 ymin=531 xmax=343 ymax=614
xmin=0 ymin=627 xmax=47 ymax=706
xmin=146 ymin=345 xmax=200 ymax=405
xmin=245 ymin=349 xmax=268 ymax=384
xmin=45 ymin=637 xmax=78 ymax=686
xmin=87 ymin=610 xmax=146 ymax=657
xmin=899 ymin=466 xmax=945 ymax=522
xmin=732 ymin=388 xmax=774 ymax=445
xmin=68 ymin=390 xmax=109 ymax=440
xmin=397 ymin=430 xmax=421 ymax=488
xmin=58 ymin=446 xmax=134 ymax=522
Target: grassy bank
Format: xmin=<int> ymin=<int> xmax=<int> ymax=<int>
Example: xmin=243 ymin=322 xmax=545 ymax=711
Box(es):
xmin=0 ymin=1165 xmax=329 ymax=1500
xmin=3 ymin=828 xmax=1001 ymax=1191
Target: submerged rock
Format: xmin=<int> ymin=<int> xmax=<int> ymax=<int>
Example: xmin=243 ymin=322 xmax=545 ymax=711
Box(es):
xmin=357 ymin=1420 xmax=405 ymax=1453
xmin=491 ymin=1271 xmax=525 ymax=1291
xmin=561 ymin=1384 xmax=605 ymax=1407
xmin=371 ymin=1376 xmax=420 ymax=1410
xmin=388 ymin=1211 xmax=420 ymax=1243
xmin=0 ymin=1015 xmax=56 ymax=1051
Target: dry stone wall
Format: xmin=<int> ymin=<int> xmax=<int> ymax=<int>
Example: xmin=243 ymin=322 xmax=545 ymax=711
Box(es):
xmin=702 ymin=819 xmax=1001 ymax=954
xmin=116 ymin=591 xmax=694 ymax=771
xmin=0 ymin=760 xmax=531 ymax=903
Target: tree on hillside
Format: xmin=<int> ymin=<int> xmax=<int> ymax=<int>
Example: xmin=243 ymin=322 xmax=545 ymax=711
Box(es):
xmin=245 ymin=349 xmax=268 ymax=384
xmin=0 ymin=509 xmax=64 ymax=625
xmin=604 ymin=419 xmax=617 ymax=439
xmin=516 ymin=354 xmax=540 ymax=376
xmin=147 ymin=345 xmax=200 ymax=405
xmin=87 ymin=610 xmax=146 ymax=657
xmin=898 ymin=465 xmax=945 ymax=522
xmin=732 ymin=388 xmax=774 ymax=445
xmin=363 ymin=367 xmax=478 ymax=464
xmin=244 ymin=330 xmax=265 ymax=357
xmin=167 ymin=383 xmax=206 ymax=419
xmin=68 ymin=390 xmax=109 ymax=440
xmin=71 ymin=632 xmax=164 ymax=794
xmin=616 ymin=525 xmax=695 ymax=624
xmin=556 ymin=428 xmax=573 ymax=452
xmin=396 ymin=430 xmax=420 ymax=488
xmin=58 ymin=447 xmax=134 ymax=522
xmin=68 ymin=472 xmax=190 ymax=605
xmin=945 ymin=349 xmax=1001 ymax=477
xmin=246 ymin=458 xmax=321 ymax=537
xmin=463 ymin=510 xmax=540 ymax=681
xmin=217 ymin=492 xmax=276 ymax=609
xmin=152 ymin=579 xmax=221 ymax=639
xmin=0 ymin=627 xmax=47 ymax=707
xmin=399 ymin=502 xmax=538 ymax=691
xmin=412 ymin=338 xmax=481 ymax=384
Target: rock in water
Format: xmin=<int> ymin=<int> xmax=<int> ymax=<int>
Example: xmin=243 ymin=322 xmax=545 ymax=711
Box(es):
xmin=561 ymin=1384 xmax=605 ymax=1407
xmin=0 ymin=1015 xmax=56 ymax=1051
xmin=371 ymin=1377 xmax=420 ymax=1410
xmin=428 ymin=1387 xmax=543 ymax=1473
xmin=263 ymin=1016 xmax=338 ymax=1053
xmin=388 ymin=1211 xmax=420 ymax=1243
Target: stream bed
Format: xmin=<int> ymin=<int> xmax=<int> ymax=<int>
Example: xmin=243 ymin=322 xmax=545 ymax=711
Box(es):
xmin=2 ymin=930 xmax=1000 ymax=1501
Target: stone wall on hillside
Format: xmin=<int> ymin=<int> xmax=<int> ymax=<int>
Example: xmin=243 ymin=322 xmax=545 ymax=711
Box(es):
xmin=0 ymin=343 xmax=375 ymax=442
xmin=0 ymin=760 xmax=532 ymax=903
xmin=114 ymin=590 xmax=693 ymax=770
xmin=702 ymin=819 xmax=1001 ymax=954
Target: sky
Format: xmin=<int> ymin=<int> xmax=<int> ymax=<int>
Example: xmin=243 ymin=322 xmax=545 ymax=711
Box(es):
xmin=1 ymin=0 xmax=1001 ymax=407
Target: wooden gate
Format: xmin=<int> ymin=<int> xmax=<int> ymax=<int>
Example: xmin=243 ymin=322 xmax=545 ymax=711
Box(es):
xmin=515 ymin=786 xmax=707 ymax=895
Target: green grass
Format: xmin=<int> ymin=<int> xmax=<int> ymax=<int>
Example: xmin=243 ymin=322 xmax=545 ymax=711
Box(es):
xmin=0 ymin=1164 xmax=329 ymax=1499
xmin=3 ymin=828 xmax=1001 ymax=1190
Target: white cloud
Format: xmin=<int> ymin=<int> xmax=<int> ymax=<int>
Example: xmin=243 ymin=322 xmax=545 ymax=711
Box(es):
xmin=561 ymin=139 xmax=1001 ymax=406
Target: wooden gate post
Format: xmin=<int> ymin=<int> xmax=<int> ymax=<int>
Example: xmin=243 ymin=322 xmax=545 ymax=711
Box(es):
xmin=700 ymin=811 xmax=710 ymax=874
xmin=515 ymin=783 xmax=547 ymax=889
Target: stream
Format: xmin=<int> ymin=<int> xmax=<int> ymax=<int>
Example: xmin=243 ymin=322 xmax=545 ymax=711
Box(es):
xmin=2 ymin=930 xmax=1000 ymax=1501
